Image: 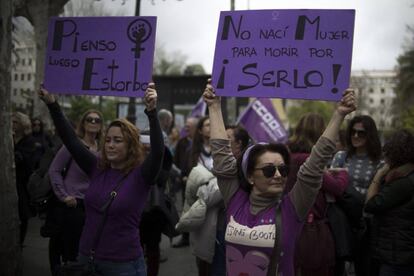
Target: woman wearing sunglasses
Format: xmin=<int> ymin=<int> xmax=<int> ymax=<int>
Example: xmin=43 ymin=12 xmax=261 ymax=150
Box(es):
xmin=203 ymin=79 xmax=356 ymax=276
xmin=331 ymin=115 xmax=382 ymax=195
xmin=47 ymin=109 xmax=103 ymax=274
xmin=39 ymin=83 xmax=164 ymax=276
xmin=331 ymin=115 xmax=383 ymax=276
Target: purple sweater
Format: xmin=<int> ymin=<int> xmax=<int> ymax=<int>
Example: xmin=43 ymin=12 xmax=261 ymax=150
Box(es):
xmin=49 ymin=146 xmax=91 ymax=201
xmin=80 ymin=165 xmax=150 ymax=261
xmin=47 ymin=102 xmax=164 ymax=261
xmin=211 ymin=137 xmax=336 ymax=276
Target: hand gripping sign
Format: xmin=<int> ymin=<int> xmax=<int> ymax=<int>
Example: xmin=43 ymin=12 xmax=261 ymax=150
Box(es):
xmin=212 ymin=9 xmax=355 ymax=101
xmin=44 ymin=16 xmax=157 ymax=97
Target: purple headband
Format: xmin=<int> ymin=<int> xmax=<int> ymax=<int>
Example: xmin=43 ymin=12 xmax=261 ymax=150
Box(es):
xmin=241 ymin=142 xmax=267 ymax=181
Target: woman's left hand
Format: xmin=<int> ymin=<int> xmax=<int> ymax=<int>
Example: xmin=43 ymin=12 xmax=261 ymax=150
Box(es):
xmin=373 ymin=163 xmax=390 ymax=182
xmin=144 ymin=82 xmax=157 ymax=111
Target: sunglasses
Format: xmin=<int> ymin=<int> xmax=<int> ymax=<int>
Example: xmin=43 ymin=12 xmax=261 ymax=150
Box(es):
xmin=351 ymin=129 xmax=367 ymax=138
xmin=85 ymin=117 xmax=102 ymax=124
xmin=255 ymin=164 xmax=288 ymax=178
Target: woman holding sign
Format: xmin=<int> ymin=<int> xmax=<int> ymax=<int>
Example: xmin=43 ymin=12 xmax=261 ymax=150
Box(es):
xmin=39 ymin=84 xmax=164 ymax=276
xmin=203 ymin=79 xmax=356 ymax=276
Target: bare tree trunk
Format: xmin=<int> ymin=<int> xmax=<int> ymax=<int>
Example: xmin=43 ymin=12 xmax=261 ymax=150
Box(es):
xmin=0 ymin=0 xmax=22 ymax=275
xmin=15 ymin=0 xmax=69 ymax=126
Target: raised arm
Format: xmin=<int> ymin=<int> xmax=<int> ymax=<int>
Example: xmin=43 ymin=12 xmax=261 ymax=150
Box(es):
xmin=203 ymin=79 xmax=227 ymax=140
xmin=291 ymin=89 xmax=356 ymax=220
xmin=141 ymin=83 xmax=164 ymax=183
xmin=203 ymin=79 xmax=239 ymax=203
xmin=38 ymin=86 xmax=96 ymax=175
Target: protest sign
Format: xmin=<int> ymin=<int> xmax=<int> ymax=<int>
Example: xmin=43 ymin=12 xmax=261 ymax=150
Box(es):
xmin=212 ymin=9 xmax=355 ymax=101
xmin=44 ymin=16 xmax=157 ymax=97
xmin=237 ymin=98 xmax=288 ymax=143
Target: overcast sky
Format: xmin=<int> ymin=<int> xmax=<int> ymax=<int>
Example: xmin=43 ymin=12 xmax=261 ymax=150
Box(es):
xmin=107 ymin=0 xmax=414 ymax=73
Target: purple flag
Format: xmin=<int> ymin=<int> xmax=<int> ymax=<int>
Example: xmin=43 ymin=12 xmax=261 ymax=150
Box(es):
xmin=180 ymin=97 xmax=207 ymax=138
xmin=190 ymin=97 xmax=207 ymax=118
xmin=212 ymin=9 xmax=355 ymax=101
xmin=44 ymin=16 xmax=157 ymax=97
xmin=237 ymin=98 xmax=288 ymax=143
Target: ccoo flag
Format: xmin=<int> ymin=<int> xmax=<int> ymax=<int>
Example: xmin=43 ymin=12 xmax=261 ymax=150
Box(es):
xmin=237 ymin=98 xmax=288 ymax=143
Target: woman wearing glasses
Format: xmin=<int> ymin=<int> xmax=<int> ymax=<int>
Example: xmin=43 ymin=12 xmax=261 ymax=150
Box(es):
xmin=47 ymin=109 xmax=104 ymax=275
xmin=331 ymin=115 xmax=382 ymax=195
xmin=203 ymin=79 xmax=356 ymax=276
xmin=39 ymin=83 xmax=164 ymax=276
xmin=331 ymin=115 xmax=383 ymax=276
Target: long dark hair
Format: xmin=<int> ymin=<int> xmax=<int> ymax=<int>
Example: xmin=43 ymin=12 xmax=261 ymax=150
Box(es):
xmin=189 ymin=116 xmax=210 ymax=169
xmin=288 ymin=113 xmax=325 ymax=153
xmin=383 ymin=129 xmax=414 ymax=169
xmin=237 ymin=143 xmax=290 ymax=193
xmin=346 ymin=115 xmax=381 ymax=162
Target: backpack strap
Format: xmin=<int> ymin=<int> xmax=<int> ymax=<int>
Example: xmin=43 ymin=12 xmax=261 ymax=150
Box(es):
xmin=89 ymin=173 xmax=129 ymax=261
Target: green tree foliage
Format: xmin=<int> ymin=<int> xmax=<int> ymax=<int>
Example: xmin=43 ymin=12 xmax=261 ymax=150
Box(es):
xmin=153 ymin=46 xmax=187 ymax=75
xmin=395 ymin=26 xmax=414 ymax=129
xmin=401 ymin=106 xmax=414 ymax=132
xmin=287 ymin=100 xmax=335 ymax=128
xmin=67 ymin=96 xmax=116 ymax=125
xmin=184 ymin=64 xmax=206 ymax=76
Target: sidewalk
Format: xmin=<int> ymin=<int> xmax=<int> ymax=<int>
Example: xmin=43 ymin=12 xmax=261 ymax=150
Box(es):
xmin=22 ymin=217 xmax=197 ymax=276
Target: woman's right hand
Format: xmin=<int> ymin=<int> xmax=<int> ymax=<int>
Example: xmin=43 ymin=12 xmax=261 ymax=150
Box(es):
xmin=336 ymin=88 xmax=356 ymax=116
xmin=203 ymin=78 xmax=221 ymax=107
xmin=38 ymin=85 xmax=56 ymax=104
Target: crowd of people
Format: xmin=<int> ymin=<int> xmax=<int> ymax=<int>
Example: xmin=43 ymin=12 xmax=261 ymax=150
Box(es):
xmin=10 ymin=79 xmax=414 ymax=276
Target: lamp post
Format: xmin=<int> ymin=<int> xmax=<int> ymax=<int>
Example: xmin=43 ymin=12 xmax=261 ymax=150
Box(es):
xmin=225 ymin=0 xmax=237 ymax=124
xmin=126 ymin=0 xmax=141 ymax=125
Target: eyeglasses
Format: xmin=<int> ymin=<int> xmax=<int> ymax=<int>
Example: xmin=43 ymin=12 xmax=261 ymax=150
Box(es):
xmin=85 ymin=117 xmax=102 ymax=124
xmin=254 ymin=164 xmax=288 ymax=178
xmin=351 ymin=129 xmax=367 ymax=138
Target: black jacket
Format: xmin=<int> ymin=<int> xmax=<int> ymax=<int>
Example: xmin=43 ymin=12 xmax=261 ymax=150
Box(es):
xmin=14 ymin=135 xmax=37 ymax=219
xmin=365 ymin=172 xmax=414 ymax=265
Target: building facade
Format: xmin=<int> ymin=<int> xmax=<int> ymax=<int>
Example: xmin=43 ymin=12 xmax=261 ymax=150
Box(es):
xmin=350 ymin=70 xmax=397 ymax=130
xmin=11 ymin=44 xmax=36 ymax=114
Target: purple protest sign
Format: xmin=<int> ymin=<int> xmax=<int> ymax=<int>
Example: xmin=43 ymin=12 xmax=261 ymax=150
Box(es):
xmin=212 ymin=10 xmax=355 ymax=101
xmin=44 ymin=16 xmax=156 ymax=97
xmin=237 ymin=98 xmax=288 ymax=143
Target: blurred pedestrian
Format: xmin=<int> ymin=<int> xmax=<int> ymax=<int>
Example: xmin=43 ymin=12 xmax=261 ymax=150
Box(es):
xmin=12 ymin=112 xmax=37 ymax=247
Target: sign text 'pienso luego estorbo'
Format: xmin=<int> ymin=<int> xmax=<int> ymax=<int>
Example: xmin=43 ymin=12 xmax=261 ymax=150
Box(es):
xmin=44 ymin=16 xmax=157 ymax=97
xmin=212 ymin=9 xmax=355 ymax=101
